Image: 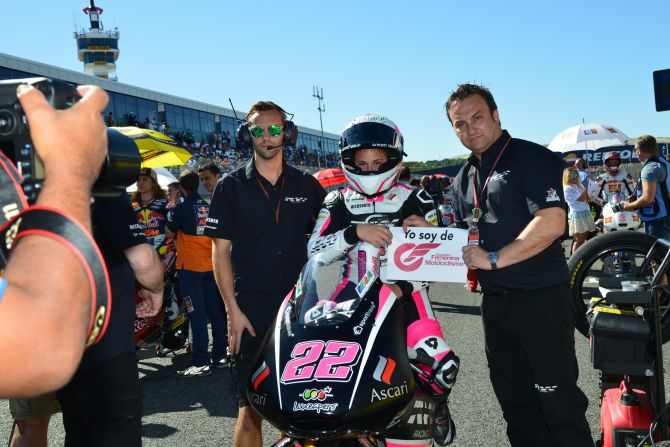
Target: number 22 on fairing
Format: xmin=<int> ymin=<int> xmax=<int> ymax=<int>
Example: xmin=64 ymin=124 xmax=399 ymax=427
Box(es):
xmin=281 ymin=340 xmax=362 ymax=384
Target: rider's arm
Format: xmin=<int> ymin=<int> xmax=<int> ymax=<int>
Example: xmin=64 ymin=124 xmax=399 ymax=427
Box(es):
xmin=0 ymin=84 xmax=109 ymax=397
xmin=307 ymin=191 xmax=357 ymax=263
xmin=126 ymin=243 xmax=164 ymax=318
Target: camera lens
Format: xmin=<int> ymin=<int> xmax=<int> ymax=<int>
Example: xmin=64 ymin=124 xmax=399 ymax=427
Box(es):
xmin=0 ymin=110 xmax=16 ymax=136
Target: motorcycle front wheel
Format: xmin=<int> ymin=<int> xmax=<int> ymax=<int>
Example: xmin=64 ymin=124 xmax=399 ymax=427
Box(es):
xmin=566 ymin=231 xmax=670 ymax=341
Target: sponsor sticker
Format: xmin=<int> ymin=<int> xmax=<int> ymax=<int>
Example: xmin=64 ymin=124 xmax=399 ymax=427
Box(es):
xmin=387 ymin=227 xmax=467 ymax=282
xmin=371 ymin=381 xmax=409 ymax=402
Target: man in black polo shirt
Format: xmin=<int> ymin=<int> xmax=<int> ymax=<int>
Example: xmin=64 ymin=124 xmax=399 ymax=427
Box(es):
xmin=205 ymin=100 xmax=325 ymax=447
xmin=446 ymin=84 xmax=593 ymax=446
xmin=57 ymin=193 xmax=164 ymax=446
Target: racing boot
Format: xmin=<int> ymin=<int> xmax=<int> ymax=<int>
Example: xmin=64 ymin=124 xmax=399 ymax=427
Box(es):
xmin=433 ymin=398 xmax=456 ymax=446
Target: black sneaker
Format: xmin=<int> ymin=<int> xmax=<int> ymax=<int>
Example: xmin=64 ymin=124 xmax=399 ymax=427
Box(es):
xmin=211 ymin=355 xmax=232 ymax=369
xmin=433 ymin=400 xmax=456 ymax=446
xmin=176 ymin=364 xmax=211 ymax=377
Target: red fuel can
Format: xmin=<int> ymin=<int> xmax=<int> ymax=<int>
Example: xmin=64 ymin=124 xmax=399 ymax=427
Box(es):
xmin=600 ymin=381 xmax=653 ymax=447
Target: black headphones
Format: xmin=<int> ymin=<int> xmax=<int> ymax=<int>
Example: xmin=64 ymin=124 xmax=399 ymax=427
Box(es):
xmin=236 ymin=105 xmax=298 ymax=149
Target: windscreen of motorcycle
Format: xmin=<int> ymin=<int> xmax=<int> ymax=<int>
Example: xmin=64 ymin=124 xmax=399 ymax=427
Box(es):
xmin=294 ymin=252 xmax=374 ymax=327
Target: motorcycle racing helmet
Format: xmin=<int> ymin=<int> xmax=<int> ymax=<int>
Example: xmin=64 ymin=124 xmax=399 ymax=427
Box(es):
xmin=340 ymin=114 xmax=405 ymax=196
xmin=604 ymin=151 xmax=622 ymax=175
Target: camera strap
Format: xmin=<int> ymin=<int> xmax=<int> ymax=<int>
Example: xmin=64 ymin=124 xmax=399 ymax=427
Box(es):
xmin=0 ymin=151 xmax=28 ymax=227
xmin=0 ymin=205 xmax=112 ymax=348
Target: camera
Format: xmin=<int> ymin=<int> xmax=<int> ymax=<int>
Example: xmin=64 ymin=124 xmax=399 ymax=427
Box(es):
xmin=0 ymin=77 xmax=141 ymax=203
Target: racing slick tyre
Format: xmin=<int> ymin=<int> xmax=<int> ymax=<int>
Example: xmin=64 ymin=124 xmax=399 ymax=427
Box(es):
xmin=567 ymin=231 xmax=670 ymax=340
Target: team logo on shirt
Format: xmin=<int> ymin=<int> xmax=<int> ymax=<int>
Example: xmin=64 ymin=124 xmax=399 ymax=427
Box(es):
xmin=285 ymin=196 xmax=308 ymax=203
xmin=545 ymin=188 xmax=560 ymax=202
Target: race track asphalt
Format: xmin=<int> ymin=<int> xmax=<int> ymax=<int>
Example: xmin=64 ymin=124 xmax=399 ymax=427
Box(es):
xmin=1 ymin=273 xmax=669 ymax=445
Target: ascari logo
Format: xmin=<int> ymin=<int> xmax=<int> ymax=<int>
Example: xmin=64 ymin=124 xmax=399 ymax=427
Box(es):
xmin=371 ymin=381 xmax=409 ymax=402
xmin=249 ymin=392 xmax=267 ymax=407
xmin=251 ymin=362 xmax=270 ymax=391
xmin=373 ymin=356 xmax=396 ymax=384
xmin=394 ymin=243 xmax=441 ymax=272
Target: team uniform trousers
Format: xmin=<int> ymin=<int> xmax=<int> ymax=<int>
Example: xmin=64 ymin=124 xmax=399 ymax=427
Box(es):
xmin=231 ymin=293 xmax=285 ymax=407
xmin=482 ymin=283 xmax=592 ymax=447
xmin=180 ymin=269 xmax=228 ymax=366
xmin=56 ymin=351 xmax=142 ymax=447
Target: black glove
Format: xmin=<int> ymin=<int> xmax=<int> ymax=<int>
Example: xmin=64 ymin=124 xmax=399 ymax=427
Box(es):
xmin=611 ymin=202 xmax=625 ymax=213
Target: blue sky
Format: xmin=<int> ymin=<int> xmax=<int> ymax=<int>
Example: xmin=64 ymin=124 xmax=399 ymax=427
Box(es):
xmin=3 ymin=1 xmax=669 ymax=162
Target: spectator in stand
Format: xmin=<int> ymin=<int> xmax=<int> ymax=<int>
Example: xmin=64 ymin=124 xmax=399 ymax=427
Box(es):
xmin=128 ymin=113 xmax=139 ymax=127
xmin=106 ymin=111 xmax=115 ymax=127
xmin=563 ymin=167 xmax=595 ymax=254
xmin=166 ymin=170 xmax=229 ymax=376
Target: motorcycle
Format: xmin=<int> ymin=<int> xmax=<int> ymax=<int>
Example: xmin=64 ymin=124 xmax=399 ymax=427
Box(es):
xmin=597 ymin=191 xmax=641 ymax=233
xmin=592 ymin=192 xmax=642 ymax=277
xmin=134 ymin=238 xmax=190 ymax=354
xmin=569 ymin=233 xmax=670 ymax=446
xmin=247 ymin=243 xmax=445 ymax=446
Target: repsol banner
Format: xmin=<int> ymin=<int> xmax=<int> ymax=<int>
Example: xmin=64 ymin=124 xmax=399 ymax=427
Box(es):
xmin=561 ymin=145 xmax=639 ymax=165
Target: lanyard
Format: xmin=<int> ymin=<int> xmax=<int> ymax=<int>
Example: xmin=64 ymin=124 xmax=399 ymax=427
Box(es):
xmin=471 ymin=136 xmax=512 ymax=225
xmin=256 ymin=176 xmax=285 ymax=225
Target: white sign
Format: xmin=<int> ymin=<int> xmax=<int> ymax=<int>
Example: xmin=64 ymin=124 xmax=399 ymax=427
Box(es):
xmin=386 ymin=227 xmax=468 ymax=283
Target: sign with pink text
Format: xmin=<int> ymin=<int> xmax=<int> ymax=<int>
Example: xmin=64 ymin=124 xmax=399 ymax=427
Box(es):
xmin=386 ymin=227 xmax=467 ymax=283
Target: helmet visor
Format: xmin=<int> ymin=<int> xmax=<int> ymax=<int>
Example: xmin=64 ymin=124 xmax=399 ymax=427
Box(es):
xmin=340 ymin=122 xmax=400 ymax=150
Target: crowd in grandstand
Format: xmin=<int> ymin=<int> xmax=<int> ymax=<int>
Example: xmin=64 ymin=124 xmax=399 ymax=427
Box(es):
xmin=105 ymin=112 xmax=339 ymax=174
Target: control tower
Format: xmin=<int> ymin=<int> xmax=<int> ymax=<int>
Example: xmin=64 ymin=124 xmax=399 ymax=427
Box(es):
xmin=74 ymin=1 xmax=120 ymax=80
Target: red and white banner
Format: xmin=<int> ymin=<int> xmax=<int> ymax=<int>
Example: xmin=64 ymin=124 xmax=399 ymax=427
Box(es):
xmin=386 ymin=227 xmax=467 ymax=283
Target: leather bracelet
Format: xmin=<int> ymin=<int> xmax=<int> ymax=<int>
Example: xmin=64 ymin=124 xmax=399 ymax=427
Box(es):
xmin=0 ymin=206 xmax=111 ymax=347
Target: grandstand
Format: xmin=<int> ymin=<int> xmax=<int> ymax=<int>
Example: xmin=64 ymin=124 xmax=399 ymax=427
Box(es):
xmin=0 ymin=52 xmax=341 ymax=173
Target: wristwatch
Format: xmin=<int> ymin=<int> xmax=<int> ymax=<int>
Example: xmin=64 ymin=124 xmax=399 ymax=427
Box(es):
xmin=488 ymin=251 xmax=499 ymax=270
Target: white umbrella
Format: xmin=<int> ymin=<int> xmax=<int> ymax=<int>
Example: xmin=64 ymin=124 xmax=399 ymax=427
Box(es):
xmin=126 ymin=167 xmax=179 ymax=192
xmin=548 ymin=123 xmax=630 ymax=152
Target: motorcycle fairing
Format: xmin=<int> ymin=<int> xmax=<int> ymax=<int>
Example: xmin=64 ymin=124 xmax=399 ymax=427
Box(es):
xmin=249 ymin=283 xmax=416 ymax=439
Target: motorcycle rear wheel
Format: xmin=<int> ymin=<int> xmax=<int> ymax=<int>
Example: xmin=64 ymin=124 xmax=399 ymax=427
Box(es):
xmin=567 ymin=231 xmax=670 ymax=342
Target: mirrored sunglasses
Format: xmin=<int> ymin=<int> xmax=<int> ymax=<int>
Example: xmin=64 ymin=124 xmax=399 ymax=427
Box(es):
xmin=568 ymin=172 xmax=579 ymax=178
xmin=249 ymin=124 xmax=283 ymax=138
xmin=605 ymin=160 xmax=621 ymax=167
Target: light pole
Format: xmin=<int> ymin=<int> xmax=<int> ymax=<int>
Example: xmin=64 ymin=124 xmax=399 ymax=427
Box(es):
xmin=312 ymin=85 xmax=326 ymax=168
